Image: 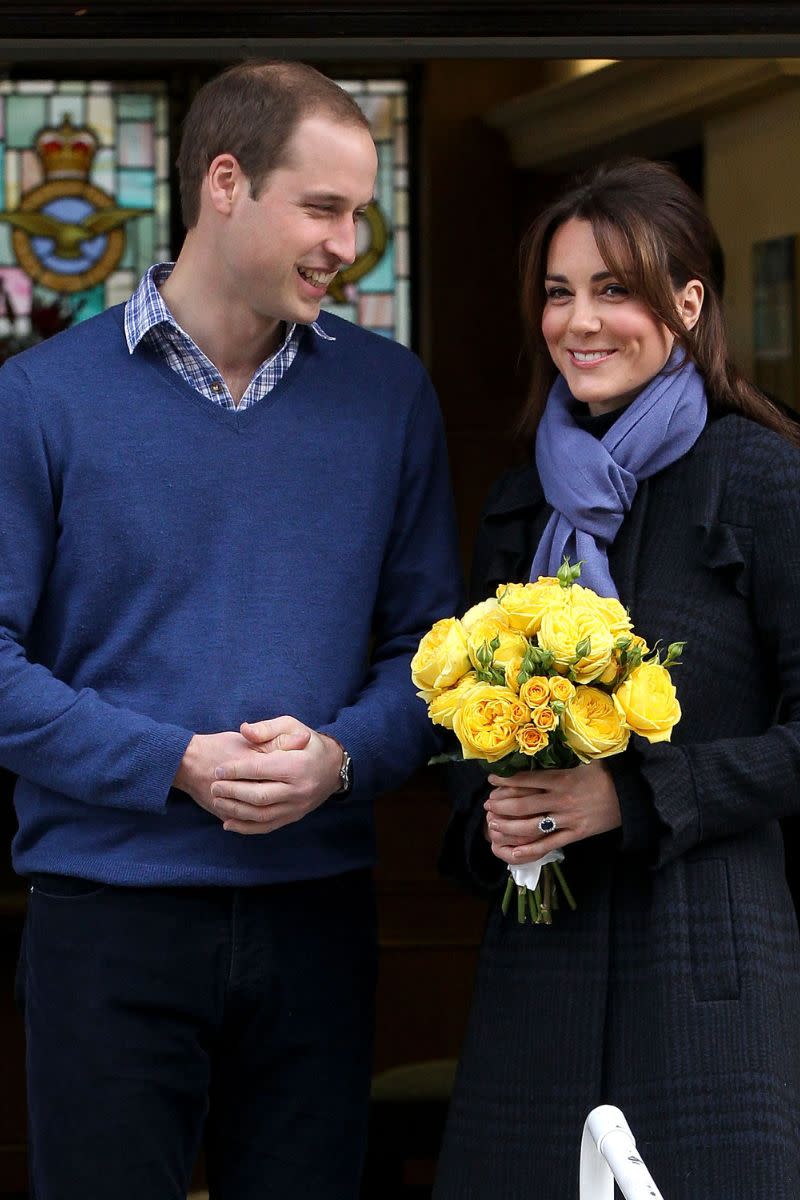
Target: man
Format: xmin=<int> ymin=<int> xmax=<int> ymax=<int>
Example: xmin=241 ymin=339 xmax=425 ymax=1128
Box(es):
xmin=4 ymin=61 xmax=461 ymax=1199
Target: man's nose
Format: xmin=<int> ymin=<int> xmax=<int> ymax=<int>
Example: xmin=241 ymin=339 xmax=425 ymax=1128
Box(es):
xmin=325 ymin=216 xmax=358 ymax=267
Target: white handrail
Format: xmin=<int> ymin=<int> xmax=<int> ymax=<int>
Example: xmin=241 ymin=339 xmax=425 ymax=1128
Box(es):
xmin=579 ymin=1105 xmax=665 ymax=1200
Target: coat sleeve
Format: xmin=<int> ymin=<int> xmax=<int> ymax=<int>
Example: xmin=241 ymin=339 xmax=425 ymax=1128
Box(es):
xmin=319 ymin=370 xmax=465 ymax=799
xmin=611 ymin=432 xmax=800 ymax=867
xmin=0 ymin=358 xmax=193 ymax=814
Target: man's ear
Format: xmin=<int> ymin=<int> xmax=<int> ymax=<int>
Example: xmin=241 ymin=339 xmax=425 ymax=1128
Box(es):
xmin=206 ymin=153 xmax=243 ymax=216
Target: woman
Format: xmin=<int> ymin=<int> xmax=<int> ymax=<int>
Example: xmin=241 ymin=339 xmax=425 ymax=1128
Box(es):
xmin=433 ymin=159 xmax=800 ymax=1199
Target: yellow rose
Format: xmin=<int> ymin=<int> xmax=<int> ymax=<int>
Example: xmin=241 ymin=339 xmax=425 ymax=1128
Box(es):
xmin=563 ymin=686 xmax=630 ymax=762
xmin=537 ymin=602 xmax=615 ymax=685
xmin=519 ymin=676 xmax=550 ymax=707
xmin=504 ymin=653 xmax=526 ymax=692
xmin=548 ymin=676 xmax=576 ymax=704
xmin=572 ymin=587 xmax=633 ymax=637
xmin=461 ymin=597 xmax=509 ymax=632
xmin=453 ymin=684 xmax=528 ymax=762
xmin=496 ymin=578 xmax=565 ymax=635
xmin=466 ymin=617 xmax=529 ymax=673
xmin=598 ymin=658 xmax=619 ymax=686
xmin=516 ymin=725 xmax=550 ymax=756
xmin=427 ymin=672 xmax=481 ymax=730
xmin=411 ymin=618 xmax=470 ymax=695
xmin=626 ymin=633 xmax=650 ymax=656
xmin=532 ymin=704 xmax=558 ymax=732
xmin=613 ymin=662 xmax=681 ymax=743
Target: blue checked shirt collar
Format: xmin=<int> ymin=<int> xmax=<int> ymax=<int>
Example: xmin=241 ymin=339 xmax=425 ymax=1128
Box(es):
xmin=124 ymin=262 xmax=335 ymax=411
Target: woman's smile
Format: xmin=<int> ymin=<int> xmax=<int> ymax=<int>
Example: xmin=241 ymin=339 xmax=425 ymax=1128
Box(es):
xmin=567 ymin=348 xmax=618 ymax=366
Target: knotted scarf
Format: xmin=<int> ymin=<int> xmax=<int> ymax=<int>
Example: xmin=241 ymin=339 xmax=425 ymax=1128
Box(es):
xmin=529 ymin=355 xmax=708 ymax=596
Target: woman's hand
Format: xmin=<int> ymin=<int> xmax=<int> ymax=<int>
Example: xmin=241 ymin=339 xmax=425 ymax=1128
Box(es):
xmin=484 ymin=762 xmax=621 ymax=865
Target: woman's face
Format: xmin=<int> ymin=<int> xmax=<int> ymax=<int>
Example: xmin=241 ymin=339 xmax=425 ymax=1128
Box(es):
xmin=541 ymin=217 xmax=700 ymax=416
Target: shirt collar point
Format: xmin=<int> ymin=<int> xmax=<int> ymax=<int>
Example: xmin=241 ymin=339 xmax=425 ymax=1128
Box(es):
xmin=310 ymin=320 xmax=336 ymax=343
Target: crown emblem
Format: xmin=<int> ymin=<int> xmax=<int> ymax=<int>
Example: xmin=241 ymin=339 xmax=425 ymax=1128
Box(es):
xmin=35 ymin=116 xmax=98 ymax=181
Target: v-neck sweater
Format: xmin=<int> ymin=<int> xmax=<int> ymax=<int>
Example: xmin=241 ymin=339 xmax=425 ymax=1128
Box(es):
xmin=0 ymin=304 xmax=461 ymax=885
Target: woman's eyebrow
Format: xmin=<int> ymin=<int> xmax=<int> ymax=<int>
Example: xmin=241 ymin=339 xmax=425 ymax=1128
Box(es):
xmin=545 ymin=270 xmax=615 ymax=283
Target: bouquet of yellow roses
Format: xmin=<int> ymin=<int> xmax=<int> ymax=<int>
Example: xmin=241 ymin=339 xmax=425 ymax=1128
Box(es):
xmin=411 ymin=560 xmax=684 ymax=925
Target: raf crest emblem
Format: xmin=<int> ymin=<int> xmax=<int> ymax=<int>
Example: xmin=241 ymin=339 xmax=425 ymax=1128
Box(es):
xmin=0 ymin=115 xmax=148 ymax=293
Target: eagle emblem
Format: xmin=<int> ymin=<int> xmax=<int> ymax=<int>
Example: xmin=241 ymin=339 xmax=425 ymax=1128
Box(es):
xmin=0 ymin=116 xmax=148 ymax=293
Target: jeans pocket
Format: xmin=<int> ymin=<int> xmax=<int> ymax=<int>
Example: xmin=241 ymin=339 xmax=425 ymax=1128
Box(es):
xmin=29 ymin=873 xmax=109 ymax=901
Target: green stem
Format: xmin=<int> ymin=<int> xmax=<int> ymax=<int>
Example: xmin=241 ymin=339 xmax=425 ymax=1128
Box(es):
xmin=516 ymin=885 xmax=527 ymax=924
xmin=540 ymin=866 xmax=553 ymax=925
xmin=527 ymin=888 xmax=539 ymax=924
xmin=551 ymin=861 xmax=577 ymax=911
xmin=501 ymin=875 xmax=515 ymax=917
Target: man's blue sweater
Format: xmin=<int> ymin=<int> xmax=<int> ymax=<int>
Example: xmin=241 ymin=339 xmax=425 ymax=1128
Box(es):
xmin=0 ymin=305 xmax=461 ymax=885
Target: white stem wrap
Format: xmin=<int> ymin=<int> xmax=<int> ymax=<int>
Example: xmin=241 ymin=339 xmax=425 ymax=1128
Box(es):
xmin=508 ymin=849 xmax=564 ymax=891
xmin=579 ymin=1105 xmax=664 ymax=1200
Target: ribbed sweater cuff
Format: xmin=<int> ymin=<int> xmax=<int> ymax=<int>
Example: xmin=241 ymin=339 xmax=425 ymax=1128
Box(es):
xmin=123 ymin=724 xmax=194 ymax=814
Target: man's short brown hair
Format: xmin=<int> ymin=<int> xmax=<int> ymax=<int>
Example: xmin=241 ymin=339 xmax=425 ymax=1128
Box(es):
xmin=177 ymin=60 xmax=371 ymax=229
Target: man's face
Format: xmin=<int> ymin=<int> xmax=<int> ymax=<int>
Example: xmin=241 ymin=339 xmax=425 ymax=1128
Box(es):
xmin=224 ymin=113 xmax=378 ymax=327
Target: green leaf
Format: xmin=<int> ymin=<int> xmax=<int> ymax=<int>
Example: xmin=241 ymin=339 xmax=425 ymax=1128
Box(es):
xmin=483 ymin=751 xmax=533 ymax=776
xmin=476 ymin=663 xmax=506 ymax=686
xmin=643 ymin=639 xmax=663 ymax=663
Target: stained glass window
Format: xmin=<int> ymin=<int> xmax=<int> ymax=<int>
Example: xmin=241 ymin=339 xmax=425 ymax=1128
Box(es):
xmin=0 ymin=75 xmax=411 ymax=349
xmin=0 ymin=79 xmax=169 ymax=340
xmin=324 ymin=79 xmax=411 ymax=346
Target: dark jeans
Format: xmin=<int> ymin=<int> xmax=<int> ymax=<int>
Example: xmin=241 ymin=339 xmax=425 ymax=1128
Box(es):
xmin=17 ymin=869 xmax=377 ymax=1200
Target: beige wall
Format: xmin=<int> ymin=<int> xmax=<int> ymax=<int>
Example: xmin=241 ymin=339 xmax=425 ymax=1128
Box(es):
xmin=705 ymin=85 xmax=800 ymax=378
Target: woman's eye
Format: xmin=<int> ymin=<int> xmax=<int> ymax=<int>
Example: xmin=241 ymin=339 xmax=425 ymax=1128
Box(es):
xmin=545 ymin=287 xmax=570 ymax=301
xmin=603 ymin=283 xmax=629 ymax=297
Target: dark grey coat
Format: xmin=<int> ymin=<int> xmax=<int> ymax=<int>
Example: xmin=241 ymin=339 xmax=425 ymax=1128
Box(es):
xmin=434 ymin=413 xmax=800 ymax=1200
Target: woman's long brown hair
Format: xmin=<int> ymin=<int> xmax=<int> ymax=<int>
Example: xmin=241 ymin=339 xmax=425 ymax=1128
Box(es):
xmin=518 ymin=157 xmax=800 ymax=447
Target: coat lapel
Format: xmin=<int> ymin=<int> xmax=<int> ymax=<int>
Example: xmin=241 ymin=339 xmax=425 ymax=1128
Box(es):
xmin=608 ymin=477 xmax=651 ymax=612
xmin=479 ymin=465 xmax=548 ymax=590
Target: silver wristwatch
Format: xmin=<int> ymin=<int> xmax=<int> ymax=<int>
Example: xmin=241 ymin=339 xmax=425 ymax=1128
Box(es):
xmin=334 ymin=746 xmax=353 ymax=796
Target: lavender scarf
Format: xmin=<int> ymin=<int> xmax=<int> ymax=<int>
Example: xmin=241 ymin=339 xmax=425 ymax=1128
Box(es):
xmin=529 ymin=356 xmax=708 ymax=596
